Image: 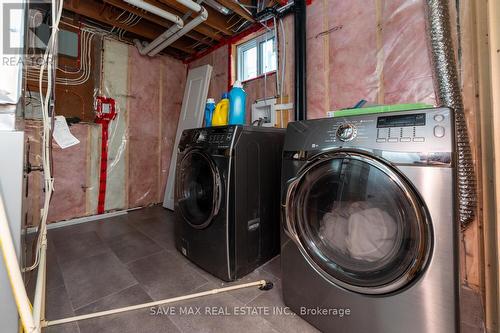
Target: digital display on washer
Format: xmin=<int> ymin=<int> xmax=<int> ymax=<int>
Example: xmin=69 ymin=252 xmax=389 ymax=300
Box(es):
xmin=377 ymin=113 xmax=426 ymax=128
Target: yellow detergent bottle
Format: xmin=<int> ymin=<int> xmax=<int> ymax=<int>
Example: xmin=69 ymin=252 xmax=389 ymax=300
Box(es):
xmin=212 ymin=93 xmax=229 ymax=126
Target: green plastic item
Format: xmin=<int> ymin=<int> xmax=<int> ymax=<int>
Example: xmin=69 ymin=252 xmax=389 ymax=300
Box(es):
xmin=331 ymin=103 xmax=433 ymax=117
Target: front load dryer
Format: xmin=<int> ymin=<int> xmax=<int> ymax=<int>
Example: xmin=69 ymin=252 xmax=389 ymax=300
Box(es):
xmin=280 ymin=108 xmax=459 ymax=332
xmin=175 ymin=125 xmax=284 ymax=281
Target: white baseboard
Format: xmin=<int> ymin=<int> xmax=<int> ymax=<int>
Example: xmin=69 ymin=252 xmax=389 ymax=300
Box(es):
xmin=25 ymin=210 xmax=130 ymax=234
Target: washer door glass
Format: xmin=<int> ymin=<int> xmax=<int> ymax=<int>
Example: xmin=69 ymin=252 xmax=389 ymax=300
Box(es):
xmin=286 ymin=151 xmax=431 ymax=294
xmin=177 ymin=150 xmax=220 ymax=229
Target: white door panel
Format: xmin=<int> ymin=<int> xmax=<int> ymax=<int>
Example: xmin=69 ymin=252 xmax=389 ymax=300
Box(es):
xmin=163 ymin=64 xmax=212 ymax=210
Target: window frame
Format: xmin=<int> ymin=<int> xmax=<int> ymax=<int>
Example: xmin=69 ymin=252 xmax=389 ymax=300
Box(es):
xmin=236 ymin=30 xmax=276 ymax=82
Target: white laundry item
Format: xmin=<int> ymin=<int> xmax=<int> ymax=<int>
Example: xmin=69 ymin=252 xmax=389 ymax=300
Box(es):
xmin=345 ymin=201 xmax=372 ymax=216
xmin=320 ymin=211 xmax=349 ymax=254
xmin=346 ymin=207 xmax=397 ymax=262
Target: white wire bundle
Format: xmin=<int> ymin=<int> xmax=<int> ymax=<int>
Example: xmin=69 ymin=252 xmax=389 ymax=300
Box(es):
xmin=23 ymin=0 xmax=63 ymax=273
xmin=25 ymin=5 xmax=145 ymax=86
xmin=111 ymin=9 xmax=143 ymax=41
xmin=25 ymin=28 xmax=95 ymax=86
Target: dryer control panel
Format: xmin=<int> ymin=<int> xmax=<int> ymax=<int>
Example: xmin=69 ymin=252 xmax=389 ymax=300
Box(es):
xmin=284 ymin=107 xmax=454 ymax=154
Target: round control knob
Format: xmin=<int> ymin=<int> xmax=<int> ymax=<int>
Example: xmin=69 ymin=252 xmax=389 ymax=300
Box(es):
xmin=336 ymin=124 xmax=357 ymax=142
xmin=434 ymin=114 xmax=444 ymax=122
xmin=196 ymin=130 xmax=207 ymax=142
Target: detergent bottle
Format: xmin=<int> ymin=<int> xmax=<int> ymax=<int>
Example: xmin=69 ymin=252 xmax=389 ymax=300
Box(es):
xmin=228 ymin=81 xmax=247 ymax=125
xmin=204 ymin=98 xmax=216 ymax=127
xmin=212 ymin=93 xmax=229 ymax=126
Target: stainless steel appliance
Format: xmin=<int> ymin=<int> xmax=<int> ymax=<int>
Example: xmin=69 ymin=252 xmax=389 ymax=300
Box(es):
xmin=280 ymin=108 xmax=459 ymax=332
xmin=174 ymin=125 xmax=284 ymax=281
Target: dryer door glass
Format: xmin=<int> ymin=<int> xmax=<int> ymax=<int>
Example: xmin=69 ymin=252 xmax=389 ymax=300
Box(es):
xmin=177 ymin=150 xmax=220 ymax=229
xmin=286 ymin=152 xmax=431 ymax=294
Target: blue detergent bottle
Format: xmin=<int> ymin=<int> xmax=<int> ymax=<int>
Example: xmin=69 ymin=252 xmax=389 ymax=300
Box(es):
xmin=205 ymin=98 xmax=216 ymax=127
xmin=228 ymin=81 xmax=247 ymax=125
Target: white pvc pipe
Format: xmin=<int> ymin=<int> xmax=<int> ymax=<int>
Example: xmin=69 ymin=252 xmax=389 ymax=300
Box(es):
xmin=0 ymin=193 xmax=38 ymax=333
xmin=123 ymin=0 xmax=184 ymax=26
xmin=44 ymin=280 xmax=269 ymax=327
xmin=148 ymin=7 xmax=208 ymax=56
xmin=176 ymin=0 xmax=202 ymax=12
xmin=32 ymin=231 xmax=47 ymax=328
xmin=135 ymin=23 xmax=182 ymax=55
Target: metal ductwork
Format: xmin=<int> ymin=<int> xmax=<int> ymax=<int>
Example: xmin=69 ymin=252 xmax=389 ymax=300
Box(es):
xmin=425 ymin=0 xmax=476 ymax=227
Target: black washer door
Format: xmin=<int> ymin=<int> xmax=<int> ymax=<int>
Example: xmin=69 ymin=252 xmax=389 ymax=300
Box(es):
xmin=177 ymin=150 xmax=221 ymax=229
xmin=285 ymin=150 xmax=432 ymax=294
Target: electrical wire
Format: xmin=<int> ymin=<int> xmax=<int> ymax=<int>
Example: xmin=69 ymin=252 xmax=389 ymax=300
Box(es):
xmin=23 ymin=0 xmax=63 ymax=273
xmin=26 ymin=29 xmax=95 ymax=85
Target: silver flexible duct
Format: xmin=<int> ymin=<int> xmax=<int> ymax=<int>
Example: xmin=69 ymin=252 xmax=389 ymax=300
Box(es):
xmin=425 ymin=0 xmax=475 ymax=227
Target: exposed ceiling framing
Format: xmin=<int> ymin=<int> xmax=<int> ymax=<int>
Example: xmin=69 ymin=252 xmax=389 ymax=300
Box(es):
xmin=61 ymin=0 xmax=270 ymax=59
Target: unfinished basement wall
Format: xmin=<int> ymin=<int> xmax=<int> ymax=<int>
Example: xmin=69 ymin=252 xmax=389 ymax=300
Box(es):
xmin=25 ymin=38 xmax=187 ymax=225
xmin=306 ymin=0 xmax=435 ymax=118
xmin=187 ymin=15 xmax=295 ymax=124
xmin=189 ymin=45 xmax=229 ymax=100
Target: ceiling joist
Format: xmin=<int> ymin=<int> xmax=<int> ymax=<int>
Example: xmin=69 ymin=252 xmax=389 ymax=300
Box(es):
xmin=153 ymin=0 xmax=233 ymax=35
xmin=64 ymin=0 xmax=196 ymax=54
xmin=103 ymin=0 xmax=222 ymax=42
xmin=62 ymin=0 xmax=260 ymax=59
xmin=216 ymin=0 xmax=254 ymax=22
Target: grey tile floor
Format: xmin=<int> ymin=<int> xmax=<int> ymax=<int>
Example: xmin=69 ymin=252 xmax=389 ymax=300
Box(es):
xmin=27 ymin=206 xmax=319 ymax=333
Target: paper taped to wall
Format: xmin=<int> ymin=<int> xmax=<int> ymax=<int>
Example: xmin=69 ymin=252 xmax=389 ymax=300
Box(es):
xmin=53 ymin=116 xmax=80 ymax=149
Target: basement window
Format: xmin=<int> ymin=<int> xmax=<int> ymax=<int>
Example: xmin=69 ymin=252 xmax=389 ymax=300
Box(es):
xmin=237 ymin=31 xmax=277 ymax=81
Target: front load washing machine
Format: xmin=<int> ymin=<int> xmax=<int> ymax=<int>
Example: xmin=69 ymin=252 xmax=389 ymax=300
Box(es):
xmin=281 ymin=108 xmax=459 ymax=332
xmin=175 ymin=125 xmax=284 ymax=281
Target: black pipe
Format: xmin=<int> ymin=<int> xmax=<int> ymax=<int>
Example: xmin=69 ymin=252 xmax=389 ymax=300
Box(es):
xmin=294 ymin=0 xmax=307 ymax=121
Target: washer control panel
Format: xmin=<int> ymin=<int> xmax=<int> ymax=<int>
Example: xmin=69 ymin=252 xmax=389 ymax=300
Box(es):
xmin=189 ymin=126 xmax=235 ymax=149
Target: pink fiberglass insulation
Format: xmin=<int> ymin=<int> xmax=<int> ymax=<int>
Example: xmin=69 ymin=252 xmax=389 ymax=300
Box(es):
xmin=128 ymin=48 xmax=162 ymax=207
xmin=306 ymin=0 xmax=436 ymax=119
xmin=160 ymin=55 xmax=186 ymax=203
xmin=306 ymin=0 xmax=330 ymax=119
xmin=327 ymin=0 xmax=379 ymax=113
xmin=128 ymin=48 xmax=187 ymax=207
xmin=48 ymin=124 xmax=89 ymax=222
xmin=381 ymin=0 xmax=435 ymax=105
xmin=189 ymin=45 xmax=229 ymax=100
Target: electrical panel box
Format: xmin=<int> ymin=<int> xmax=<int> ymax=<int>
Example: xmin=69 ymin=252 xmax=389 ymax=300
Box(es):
xmin=34 ymin=24 xmax=79 ymax=58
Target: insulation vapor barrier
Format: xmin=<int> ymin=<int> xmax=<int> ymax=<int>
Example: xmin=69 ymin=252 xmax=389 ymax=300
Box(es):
xmin=23 ymin=37 xmax=186 ymax=225
xmin=101 ymin=39 xmax=129 ymax=212
xmin=306 ymin=0 xmax=436 ymax=120
xmin=86 ymin=38 xmax=187 ymax=216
